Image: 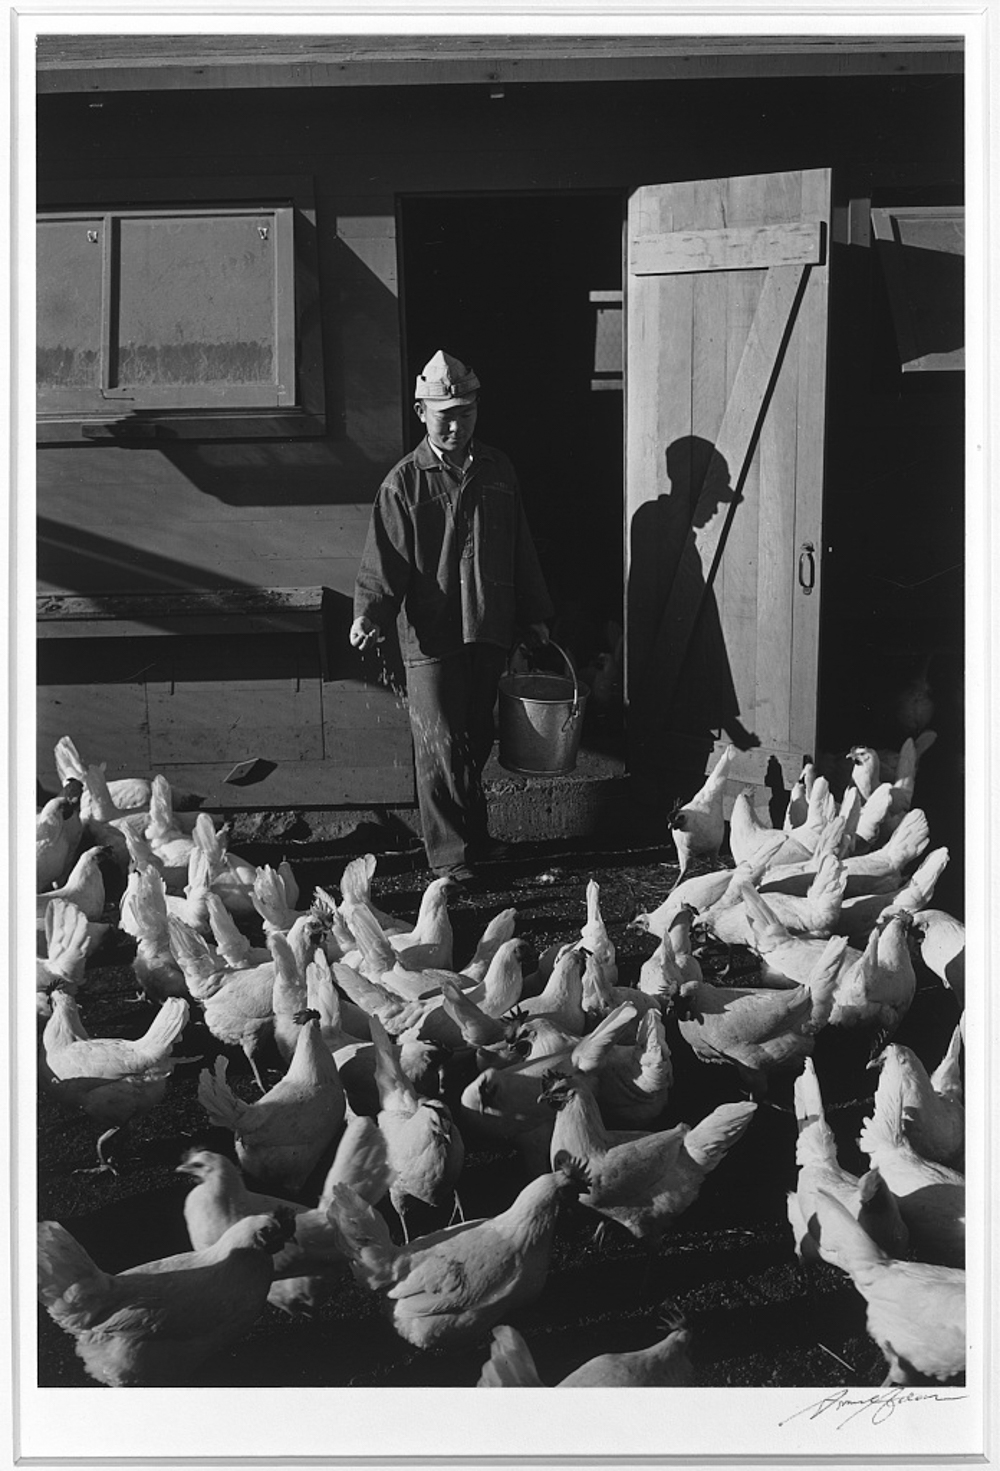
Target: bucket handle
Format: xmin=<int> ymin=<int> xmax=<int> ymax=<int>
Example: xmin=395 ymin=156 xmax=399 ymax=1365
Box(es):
xmin=514 ymin=637 xmax=582 ymax=730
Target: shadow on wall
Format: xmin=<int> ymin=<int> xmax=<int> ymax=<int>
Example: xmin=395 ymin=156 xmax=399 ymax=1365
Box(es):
xmin=41 ymin=230 xmax=403 ymax=510
xmin=35 ymin=519 xmax=411 ymax=686
xmin=627 ymin=435 xmax=758 ymax=775
xmin=37 ymin=518 xmax=263 ymax=595
xmin=152 ymin=231 xmax=405 ymax=507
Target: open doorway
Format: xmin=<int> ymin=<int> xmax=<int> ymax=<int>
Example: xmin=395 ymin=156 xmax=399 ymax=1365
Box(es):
xmin=399 ymin=192 xmax=625 ymax=739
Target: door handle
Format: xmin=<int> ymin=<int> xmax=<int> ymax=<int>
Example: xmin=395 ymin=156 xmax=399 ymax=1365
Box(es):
xmin=798 ymin=542 xmax=816 ymax=595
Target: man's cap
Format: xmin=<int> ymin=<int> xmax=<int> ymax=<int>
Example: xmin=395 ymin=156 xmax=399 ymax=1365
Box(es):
xmin=414 ymin=349 xmax=480 ymax=407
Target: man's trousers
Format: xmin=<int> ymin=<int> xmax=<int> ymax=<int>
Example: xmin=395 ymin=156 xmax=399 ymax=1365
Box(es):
xmin=404 ymin=643 xmax=507 ymax=873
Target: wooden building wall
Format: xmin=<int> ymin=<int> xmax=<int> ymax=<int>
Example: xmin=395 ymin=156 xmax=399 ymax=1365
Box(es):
xmin=36 ymin=72 xmax=963 ymax=809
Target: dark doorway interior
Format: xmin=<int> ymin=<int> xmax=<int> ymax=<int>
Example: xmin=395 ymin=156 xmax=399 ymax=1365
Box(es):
xmin=399 ymin=192 xmax=625 ymax=681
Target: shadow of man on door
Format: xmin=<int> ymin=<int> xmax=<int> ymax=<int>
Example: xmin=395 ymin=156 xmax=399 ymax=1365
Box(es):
xmin=628 ymin=434 xmax=759 ymax=778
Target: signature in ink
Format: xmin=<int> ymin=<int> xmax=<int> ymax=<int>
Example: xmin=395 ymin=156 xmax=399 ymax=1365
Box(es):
xmin=780 ymin=1385 xmax=968 ymax=1429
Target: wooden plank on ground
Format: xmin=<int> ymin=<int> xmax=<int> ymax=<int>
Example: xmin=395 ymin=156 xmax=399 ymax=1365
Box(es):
xmin=631 ymin=220 xmax=822 ymax=276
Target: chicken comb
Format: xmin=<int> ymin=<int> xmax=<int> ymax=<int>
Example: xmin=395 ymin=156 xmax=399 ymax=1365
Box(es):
xmin=656 ymin=1303 xmax=689 ymax=1336
xmin=552 ymin=1151 xmax=592 ymax=1194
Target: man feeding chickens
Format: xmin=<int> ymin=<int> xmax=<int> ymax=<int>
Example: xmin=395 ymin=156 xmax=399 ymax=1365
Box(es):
xmin=350 ymin=350 xmax=553 ymax=885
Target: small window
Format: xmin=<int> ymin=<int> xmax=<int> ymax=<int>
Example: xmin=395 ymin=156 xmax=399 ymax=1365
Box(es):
xmin=37 ymin=177 xmax=324 ymax=442
xmin=38 ymin=205 xmax=295 ymax=412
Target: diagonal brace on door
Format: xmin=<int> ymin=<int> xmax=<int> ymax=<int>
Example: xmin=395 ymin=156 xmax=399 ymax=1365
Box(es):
xmin=636 ymin=261 xmax=812 ymax=720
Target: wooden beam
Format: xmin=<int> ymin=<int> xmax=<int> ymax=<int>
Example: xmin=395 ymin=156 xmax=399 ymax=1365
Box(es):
xmin=35 ymin=35 xmax=963 ymax=95
xmin=36 ymin=587 xmax=327 ymax=620
xmin=631 ymin=220 xmax=822 ymax=276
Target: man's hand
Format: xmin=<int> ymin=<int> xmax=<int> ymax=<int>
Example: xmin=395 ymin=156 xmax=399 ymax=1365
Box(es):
xmin=524 ymin=622 xmax=550 ymax=649
xmin=349 ymin=616 xmax=383 ymax=651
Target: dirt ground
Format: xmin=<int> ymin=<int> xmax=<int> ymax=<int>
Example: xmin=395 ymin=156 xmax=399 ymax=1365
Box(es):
xmin=35 ymin=834 xmax=963 ymax=1392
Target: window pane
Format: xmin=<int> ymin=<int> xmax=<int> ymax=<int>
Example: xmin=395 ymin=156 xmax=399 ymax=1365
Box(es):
xmin=37 ymin=218 xmax=104 ymax=388
xmin=115 ymin=214 xmax=276 ymax=387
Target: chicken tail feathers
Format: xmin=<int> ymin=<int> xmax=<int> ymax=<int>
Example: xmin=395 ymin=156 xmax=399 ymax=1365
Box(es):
xmin=320 ymin=1116 xmax=392 ymax=1208
xmin=931 ymin=1021 xmax=964 ymax=1101
xmin=683 ymin=1100 xmax=757 ymax=1172
xmin=138 ymin=995 xmax=190 ymax=1059
xmin=808 ymin=1187 xmax=887 ymax=1284
xmin=859 ymin=1048 xmax=908 ymax=1158
xmin=339 ymin=854 xmax=377 ymax=908
xmin=477 ymin=1325 xmax=546 ymax=1387
xmin=53 ymin=736 xmax=88 ymax=787
xmin=807 ymin=854 xmax=848 ymax=907
xmin=45 ymin=898 xmax=91 ymax=969
xmin=37 ymin=1221 xmax=112 ymax=1327
xmin=347 ymin=902 xmax=396 ymax=973
xmin=856 ymin=1168 xmax=910 ymax=1257
xmin=894 ymin=847 xmax=949 ymax=912
xmin=739 ymin=883 xmax=789 ymax=949
xmin=792 ymin=1057 xmax=837 ymax=1164
xmin=325 ymin=1182 xmax=398 ymax=1290
xmin=196 ymin=1056 xmax=246 ymax=1134
xmin=884 ymin=808 xmax=931 ymax=868
xmin=369 ymin=1014 xmax=417 ymax=1109
xmin=147 ymin=773 xmax=175 ymax=835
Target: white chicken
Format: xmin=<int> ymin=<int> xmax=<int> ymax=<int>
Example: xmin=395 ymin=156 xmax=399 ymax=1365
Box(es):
xmin=251 ymin=862 xmax=308 ymax=935
xmin=197 ymin=1011 xmax=346 ymax=1194
xmin=507 ymin=945 xmax=587 ymax=1034
xmin=37 ymin=1211 xmax=293 ymax=1385
xmin=674 ymin=935 xmax=846 ymax=1094
xmin=54 ymin=734 xmax=202 ymax=821
xmin=36 ymin=899 xmax=91 ymax=1017
xmin=786 ymin=1058 xmax=908 ymax=1263
xmin=806 ymin=1189 xmax=964 ymax=1386
xmin=457 ymin=906 xmax=518 ymax=985
xmin=667 ymin=743 xmax=737 ymax=884
xmin=394 ymin=938 xmax=528 ymax=1049
xmin=478 ymin=1316 xmax=695 ymax=1387
xmin=760 ymin=807 xmax=930 ymax=900
xmin=541 ymin=1072 xmax=756 ymax=1249
xmin=177 ymin=1115 xmax=391 ymax=1316
xmin=369 ymin=1015 xmax=465 ymax=1235
xmin=629 ymin=866 xmax=740 ymax=939
xmin=869 ymin=1036 xmax=964 ymax=1170
xmin=41 ymin=992 xmax=193 ymax=1172
xmin=190 ymin=814 xmax=258 ymax=917
xmin=458 ymin=1004 xmax=638 ymax=1174
xmin=327 ymin=1156 xmax=590 ymax=1349
xmin=579 ymin=878 xmax=617 ymax=988
xmin=379 ymin=876 xmax=455 ymax=971
xmin=338 ymin=852 xmax=410 ymax=936
xmin=171 ymin=911 xmax=322 ymax=1088
xmin=835 ymin=846 xmax=949 ymax=947
xmin=910 ymin=907 xmax=965 ymax=1007
xmin=858 ymin=1061 xmax=965 ymax=1267
xmin=701 ymin=855 xmax=846 ymax=948
xmin=35 ymin=845 xmax=107 ymax=924
xmin=36 ymin=788 xmax=83 ymax=891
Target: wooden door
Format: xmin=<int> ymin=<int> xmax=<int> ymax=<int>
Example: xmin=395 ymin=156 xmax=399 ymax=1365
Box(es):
xmin=625 ymin=168 xmax=831 ymax=800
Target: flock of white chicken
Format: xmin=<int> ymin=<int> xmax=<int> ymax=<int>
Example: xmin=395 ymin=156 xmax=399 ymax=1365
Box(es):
xmin=35 ymin=731 xmax=966 ymax=1393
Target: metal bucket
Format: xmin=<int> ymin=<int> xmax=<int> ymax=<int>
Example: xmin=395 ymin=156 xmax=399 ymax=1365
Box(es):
xmin=497 ymin=640 xmax=589 ymax=775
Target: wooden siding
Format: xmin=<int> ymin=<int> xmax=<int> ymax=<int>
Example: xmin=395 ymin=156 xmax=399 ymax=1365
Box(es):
xmin=36 ymin=72 xmax=962 ymax=809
